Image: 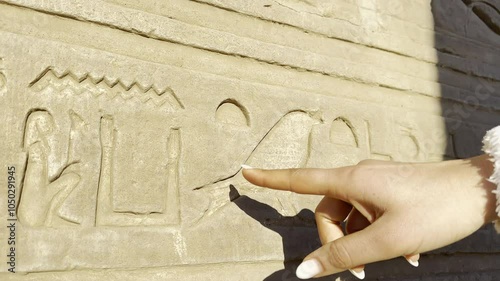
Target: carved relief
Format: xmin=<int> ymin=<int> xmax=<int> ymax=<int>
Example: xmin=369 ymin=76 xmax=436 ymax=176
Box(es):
xmin=18 ymin=110 xmax=82 ymax=227
xmin=19 ymin=65 xmax=185 ymax=228
xmin=306 ymin=116 xmax=374 ymax=167
xmin=2 ymin=0 xmax=499 ymax=276
xmin=463 ymin=0 xmax=500 ymax=35
xmin=95 ymin=115 xmax=114 ymax=226
xmin=245 ymin=110 xmax=321 ymax=169
xmin=192 ymin=110 xmax=322 ymax=224
xmin=272 ymin=0 xmax=337 ymax=18
xmin=66 ymin=110 xmax=88 ymax=165
xmin=55 ymin=110 xmax=93 ymax=225
xmin=0 ymin=57 xmax=6 ymax=96
xmin=330 ymin=117 xmax=358 ymax=147
xmin=370 ymin=153 xmax=392 ymax=160
xmin=215 ymin=99 xmax=250 ymax=127
xmin=397 ymin=127 xmax=420 ymax=160
xmin=30 ymin=67 xmax=184 ymax=111
xmin=95 ymin=115 xmax=181 ymax=226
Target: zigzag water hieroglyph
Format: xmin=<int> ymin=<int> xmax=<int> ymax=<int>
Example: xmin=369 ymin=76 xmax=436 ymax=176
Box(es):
xmin=29 ymin=67 xmax=184 ymax=111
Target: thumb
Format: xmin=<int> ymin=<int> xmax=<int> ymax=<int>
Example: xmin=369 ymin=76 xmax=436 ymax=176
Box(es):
xmin=296 ymin=217 xmax=406 ymax=279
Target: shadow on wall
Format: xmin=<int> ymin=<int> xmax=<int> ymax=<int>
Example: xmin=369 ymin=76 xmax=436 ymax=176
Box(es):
xmin=434 ymin=0 xmax=500 ymax=159
xmin=229 ymin=187 xmax=410 ymax=281
xmin=229 ymin=186 xmax=365 ymax=280
xmin=432 ymin=0 xmax=500 ymax=257
xmin=229 ymin=185 xmax=339 ymax=281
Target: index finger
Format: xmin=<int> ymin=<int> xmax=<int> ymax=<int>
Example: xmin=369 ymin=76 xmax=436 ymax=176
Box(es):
xmin=241 ymin=167 xmax=356 ymax=201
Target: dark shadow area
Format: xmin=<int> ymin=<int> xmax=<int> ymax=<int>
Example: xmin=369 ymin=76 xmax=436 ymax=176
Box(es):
xmin=229 ymin=185 xmax=372 ymax=280
xmin=229 ymin=185 xmax=346 ymax=281
xmin=431 ymin=0 xmax=500 ymax=262
xmin=433 ymin=0 xmax=500 ymax=160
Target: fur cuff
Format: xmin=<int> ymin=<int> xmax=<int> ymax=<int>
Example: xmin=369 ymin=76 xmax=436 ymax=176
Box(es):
xmin=482 ymin=125 xmax=500 ymax=232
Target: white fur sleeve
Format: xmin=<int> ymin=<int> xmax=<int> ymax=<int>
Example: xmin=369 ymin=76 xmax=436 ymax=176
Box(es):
xmin=482 ymin=125 xmax=500 ymax=232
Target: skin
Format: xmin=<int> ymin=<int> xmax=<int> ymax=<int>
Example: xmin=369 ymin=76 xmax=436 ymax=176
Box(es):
xmin=242 ymin=154 xmax=498 ymax=278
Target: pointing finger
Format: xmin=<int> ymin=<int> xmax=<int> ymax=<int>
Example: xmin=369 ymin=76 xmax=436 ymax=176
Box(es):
xmin=242 ymin=167 xmax=359 ymax=202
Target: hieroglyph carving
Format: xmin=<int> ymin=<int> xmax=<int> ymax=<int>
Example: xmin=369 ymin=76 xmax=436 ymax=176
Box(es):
xmin=30 ymin=67 xmax=184 ymax=111
xmin=215 ymin=99 xmax=250 ymax=127
xmin=397 ymin=127 xmax=420 ymax=160
xmin=330 ymin=117 xmax=358 ymax=147
xmin=463 ymin=0 xmax=500 ymax=35
xmin=19 ymin=66 xmax=185 ymax=227
xmin=193 ymin=110 xmax=322 ymax=223
xmin=95 ymin=116 xmax=181 ymax=226
xmin=18 ymin=110 xmax=81 ymax=227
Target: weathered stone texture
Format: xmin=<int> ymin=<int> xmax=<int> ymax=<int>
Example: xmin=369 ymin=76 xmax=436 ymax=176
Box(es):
xmin=0 ymin=0 xmax=499 ymax=280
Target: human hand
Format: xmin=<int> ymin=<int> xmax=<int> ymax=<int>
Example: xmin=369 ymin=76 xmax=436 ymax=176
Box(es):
xmin=241 ymin=154 xmax=497 ymax=279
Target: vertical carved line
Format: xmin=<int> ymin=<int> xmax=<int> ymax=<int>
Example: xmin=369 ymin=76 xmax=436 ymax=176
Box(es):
xmin=95 ymin=115 xmax=115 ymax=226
xmin=0 ymin=73 xmax=6 ymax=96
xmin=166 ymin=128 xmax=181 ymax=224
xmin=67 ymin=110 xmax=86 ymax=165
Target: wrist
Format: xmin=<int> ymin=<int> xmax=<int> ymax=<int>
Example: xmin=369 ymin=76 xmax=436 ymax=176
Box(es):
xmin=469 ymin=154 xmax=498 ymax=224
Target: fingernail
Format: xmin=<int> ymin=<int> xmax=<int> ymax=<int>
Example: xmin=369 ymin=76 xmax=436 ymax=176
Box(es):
xmin=241 ymin=164 xmax=253 ymax=170
xmin=296 ymin=259 xmax=323 ymax=279
xmin=349 ymin=268 xmax=365 ymax=280
xmin=405 ymin=256 xmax=419 ymax=267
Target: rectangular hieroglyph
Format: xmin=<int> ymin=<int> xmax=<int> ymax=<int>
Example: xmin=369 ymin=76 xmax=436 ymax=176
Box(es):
xmin=96 ymin=115 xmax=181 ymax=226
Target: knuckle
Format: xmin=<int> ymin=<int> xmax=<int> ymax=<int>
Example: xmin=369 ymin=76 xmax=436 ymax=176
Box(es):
xmin=287 ymin=169 xmax=301 ymax=192
xmin=327 ymin=241 xmax=353 ymax=270
xmin=349 ymin=164 xmax=370 ymax=185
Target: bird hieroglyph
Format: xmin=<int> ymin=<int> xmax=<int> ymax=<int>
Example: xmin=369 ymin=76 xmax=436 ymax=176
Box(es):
xmin=192 ymin=110 xmax=322 ymax=224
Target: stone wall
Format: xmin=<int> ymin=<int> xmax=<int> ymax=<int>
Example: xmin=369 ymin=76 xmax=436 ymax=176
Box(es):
xmin=0 ymin=0 xmax=499 ymax=280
